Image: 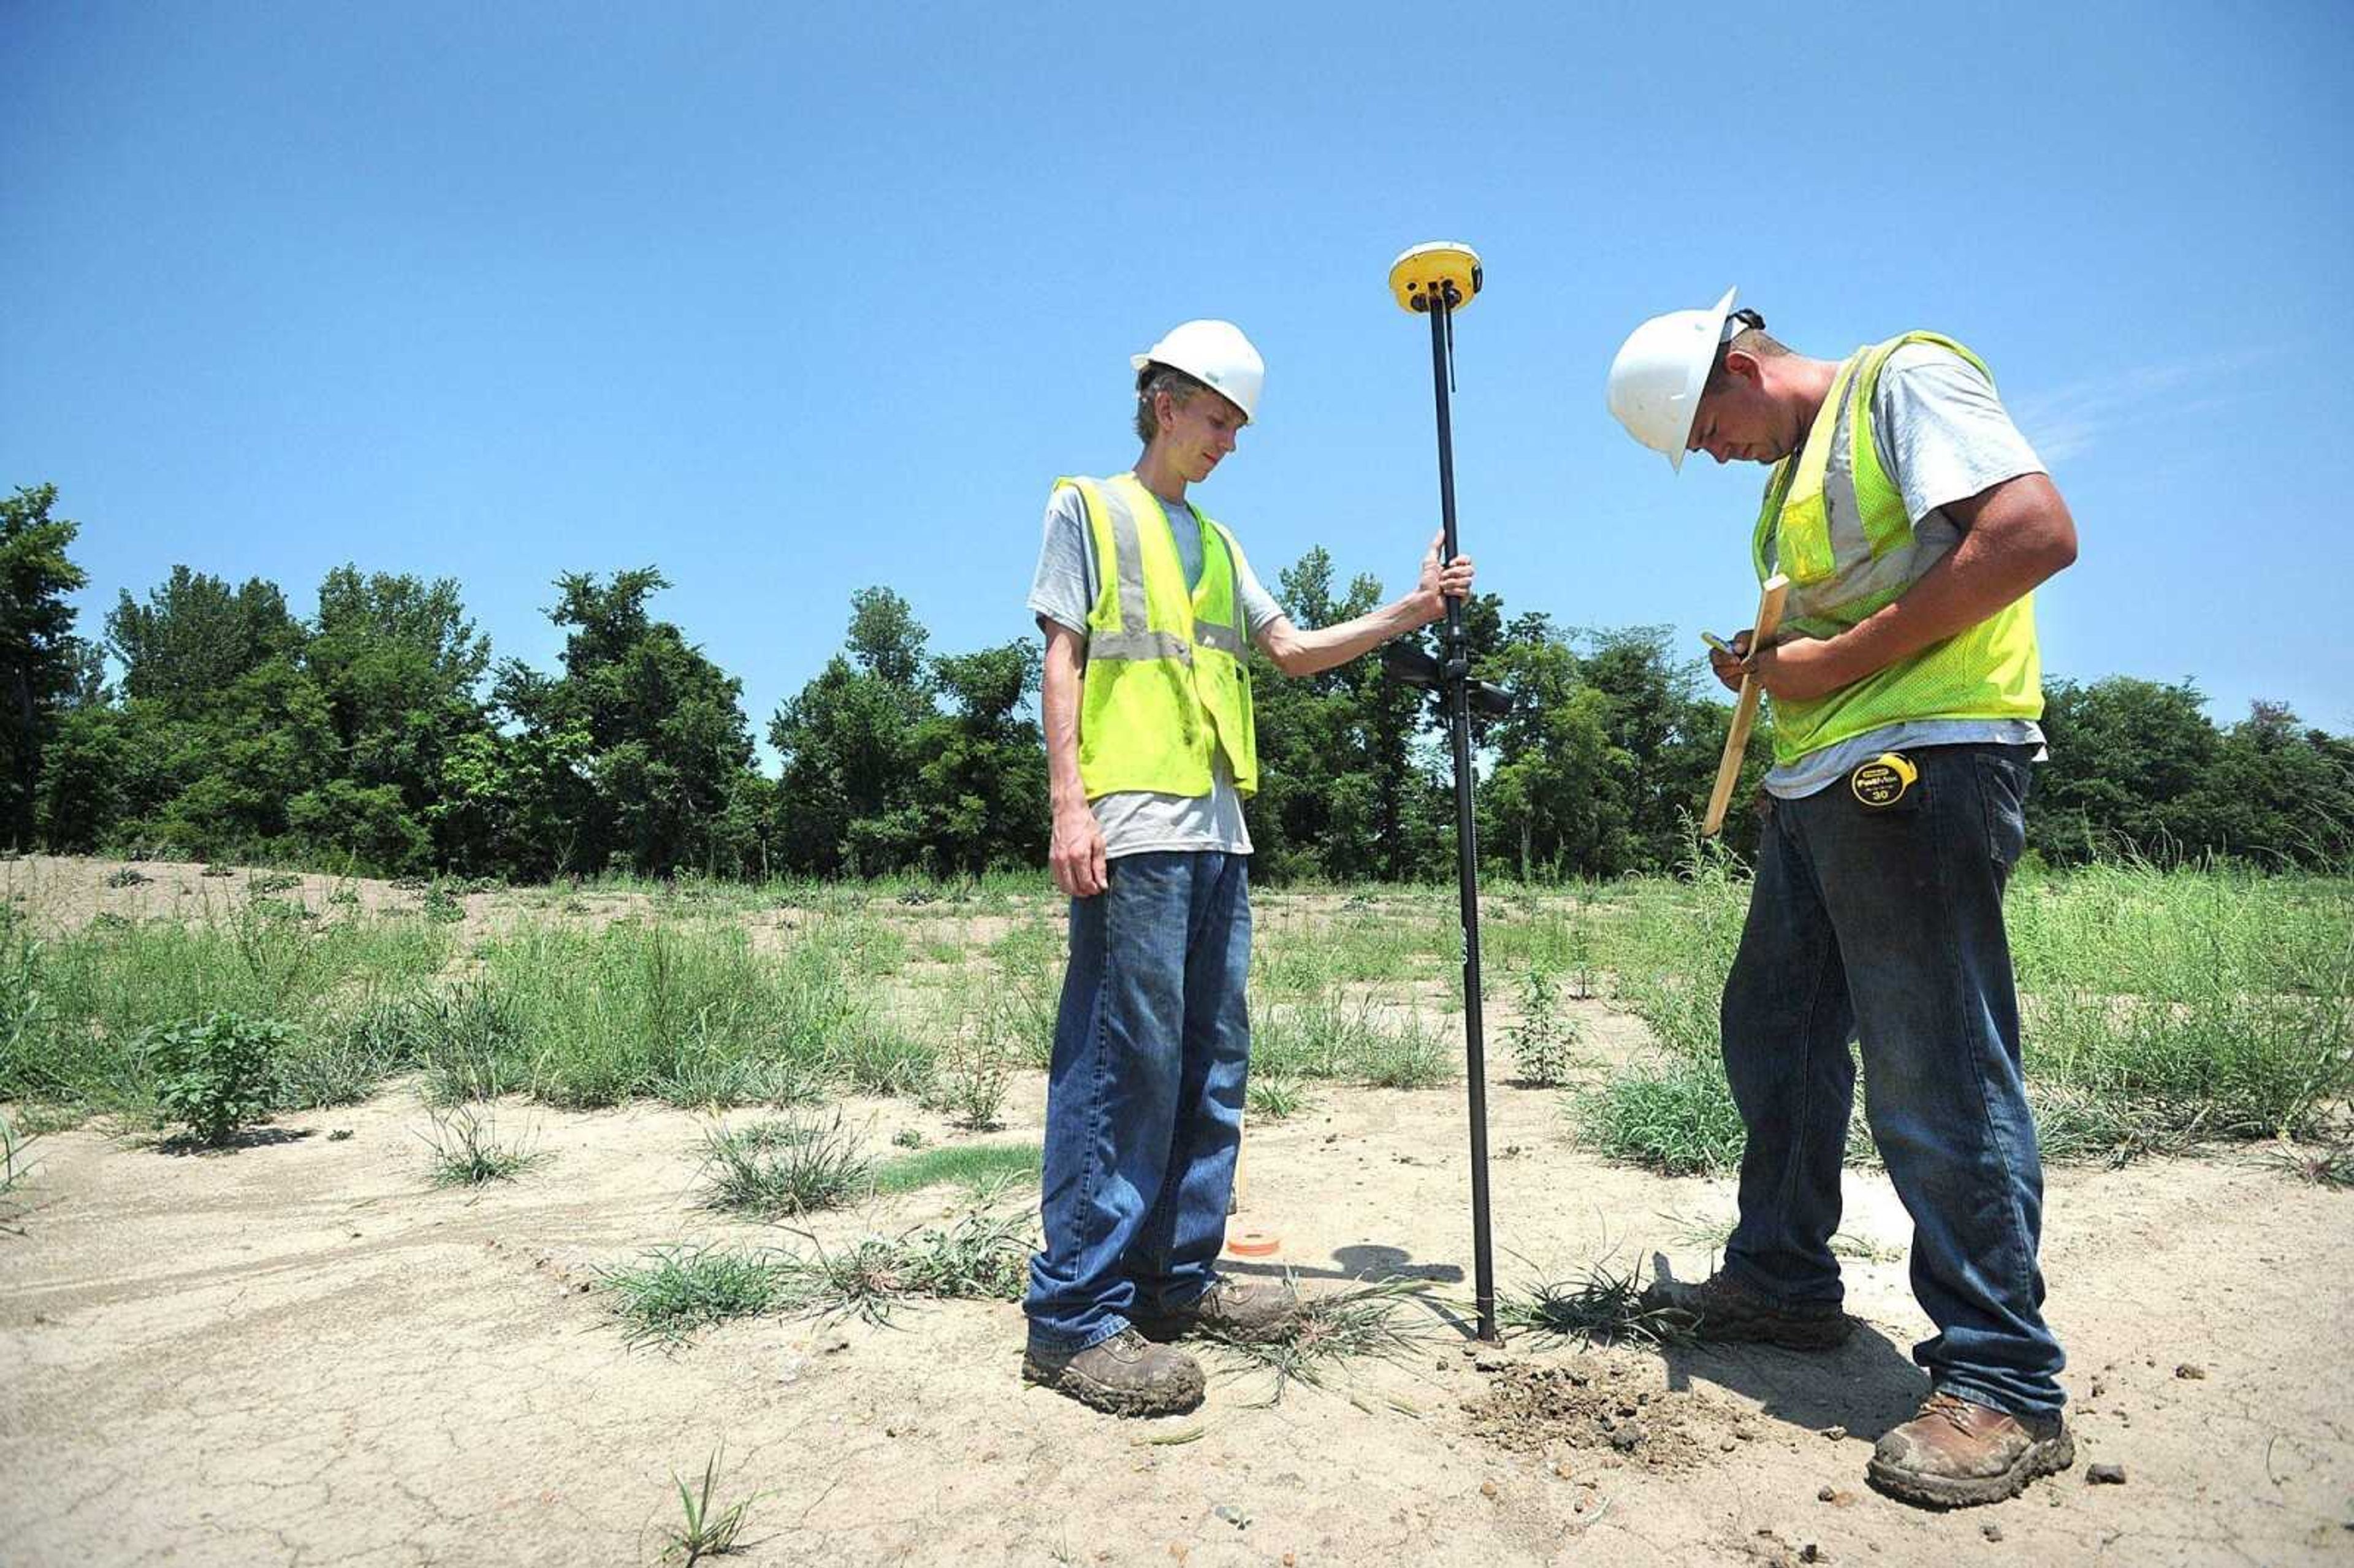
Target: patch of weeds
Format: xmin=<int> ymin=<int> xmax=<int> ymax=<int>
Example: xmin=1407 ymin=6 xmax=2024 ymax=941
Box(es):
xmin=1362 ymin=1022 xmax=1455 ymax=1089
xmin=148 ymin=1012 xmax=293 ymax=1146
xmin=327 ymin=1127 xmax=354 ymax=1141
xmin=661 ymin=1445 xmax=758 ymax=1565
xmin=89 ymin=911 xmax=131 ymax=931
xmin=921 ymin=989 xmax=1015 ymax=1130
xmin=249 ymin=872 xmax=303 ymax=895
xmin=1200 ymin=1278 xmax=1431 ymax=1403
xmin=247 ymin=896 xmax=315 ymax=923
xmin=780 ymin=1208 xmax=1031 ymax=1325
xmin=1501 ymin=1255 xmax=1695 ymax=1350
xmin=872 ymin=1140 xmax=1041 ymax=1198
xmin=1508 ymin=967 xmax=1586 ymax=1087
xmin=327 ymin=887 xmax=360 ymax=907
xmin=418 ymin=1105 xmax=547 ymax=1187
xmin=1574 ymin=1056 xmax=1746 ymax=1175
xmin=1247 ymin=1075 xmax=1309 ymax=1121
xmin=831 ymin=1016 xmax=935 ymax=1098
xmin=409 ymin=980 xmax=529 ymax=1105
xmin=659 ymin=1051 xmax=826 ymax=1113
xmin=422 ymin=886 xmax=466 ymax=923
xmin=389 ymin=874 xmax=430 ymax=892
xmin=699 ymin=1113 xmax=871 ymax=1216
xmin=104 ymin=867 xmax=152 ymax=889
xmin=601 ymin=1244 xmax=793 ymax=1346
xmin=200 ymin=863 xmax=236 ymax=878
xmin=275 ymin=1029 xmax=397 ymax=1109
xmin=890 ymin=1127 xmax=925 ymax=1149
xmin=2263 ymin=1139 xmax=2354 ymax=1189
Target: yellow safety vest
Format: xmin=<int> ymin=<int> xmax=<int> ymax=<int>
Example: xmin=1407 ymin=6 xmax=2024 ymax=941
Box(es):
xmin=1752 ymin=332 xmax=2043 ymax=764
xmin=1061 ymin=473 xmax=1259 ymax=799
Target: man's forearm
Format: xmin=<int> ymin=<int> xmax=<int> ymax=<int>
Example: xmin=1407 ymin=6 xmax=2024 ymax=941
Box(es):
xmin=1263 ymin=595 xmax=1436 ymax=678
xmin=1041 ymin=628 xmax=1089 ymax=810
xmin=1785 ymin=474 xmax=2077 ymax=695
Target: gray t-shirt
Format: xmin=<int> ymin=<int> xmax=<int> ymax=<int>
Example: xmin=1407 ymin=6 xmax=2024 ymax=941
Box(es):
xmin=1763 ymin=343 xmax=2049 ymax=799
xmin=1027 ymin=481 xmax=1286 ymax=857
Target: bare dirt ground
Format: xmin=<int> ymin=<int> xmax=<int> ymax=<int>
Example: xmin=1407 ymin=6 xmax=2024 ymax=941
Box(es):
xmin=4 ymin=862 xmax=2352 ymax=1566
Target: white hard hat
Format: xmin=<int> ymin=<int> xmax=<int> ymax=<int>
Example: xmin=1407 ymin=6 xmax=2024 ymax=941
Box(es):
xmin=1606 ymin=286 xmax=1739 ymax=472
xmin=1132 ymin=319 xmax=1265 ymax=422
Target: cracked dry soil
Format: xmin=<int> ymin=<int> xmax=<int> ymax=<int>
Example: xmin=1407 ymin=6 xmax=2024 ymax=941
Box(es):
xmin=6 ymin=1084 xmax=2350 ymax=1567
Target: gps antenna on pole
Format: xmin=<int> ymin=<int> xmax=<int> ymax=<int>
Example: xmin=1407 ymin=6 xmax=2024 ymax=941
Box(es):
xmin=1385 ymin=240 xmax=1500 ymax=1342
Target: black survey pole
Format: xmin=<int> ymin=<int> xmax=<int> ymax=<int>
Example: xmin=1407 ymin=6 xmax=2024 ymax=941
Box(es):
xmin=1388 ymin=242 xmax=1498 ymax=1342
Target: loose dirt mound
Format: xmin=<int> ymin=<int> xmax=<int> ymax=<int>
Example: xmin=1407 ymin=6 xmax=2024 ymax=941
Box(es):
xmin=1463 ymin=1352 xmax=1748 ymax=1475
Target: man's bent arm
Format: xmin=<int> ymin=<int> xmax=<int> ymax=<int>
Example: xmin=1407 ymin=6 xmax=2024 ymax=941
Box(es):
xmin=1257 ymin=536 xmax=1473 ymax=678
xmin=1756 ymin=473 xmax=2078 ymax=702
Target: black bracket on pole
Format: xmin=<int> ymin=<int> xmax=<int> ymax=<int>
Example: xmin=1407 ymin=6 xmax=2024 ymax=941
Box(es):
xmin=1384 ymin=242 xmax=1499 ymax=1343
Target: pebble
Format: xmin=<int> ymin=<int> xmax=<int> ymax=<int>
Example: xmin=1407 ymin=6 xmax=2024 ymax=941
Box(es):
xmin=2174 ymin=1363 xmax=2207 ymax=1380
xmin=1982 ymin=1523 xmax=2005 ymax=1542
xmin=1480 ymin=1480 xmax=1498 ymax=1499
xmin=2087 ymin=1463 xmax=2128 ymax=1485
xmin=1609 ymin=1423 xmax=1646 ymax=1452
xmin=1212 ymin=1504 xmax=1249 ymax=1530
xmin=1822 ymin=1425 xmax=1847 ymax=1441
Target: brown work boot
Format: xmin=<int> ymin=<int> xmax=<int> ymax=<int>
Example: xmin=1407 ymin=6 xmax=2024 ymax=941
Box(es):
xmin=1021 ymin=1328 xmax=1206 ymax=1417
xmin=1867 ymin=1391 xmax=2075 ymax=1508
xmin=1131 ymin=1277 xmax=1301 ymax=1344
xmin=1639 ymin=1271 xmax=1853 ymax=1350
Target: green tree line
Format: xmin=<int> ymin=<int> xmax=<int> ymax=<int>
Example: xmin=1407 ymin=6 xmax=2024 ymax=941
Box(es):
xmin=3 ymin=483 xmax=2348 ymax=881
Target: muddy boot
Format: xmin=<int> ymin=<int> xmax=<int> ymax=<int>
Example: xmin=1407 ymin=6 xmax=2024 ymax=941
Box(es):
xmin=1866 ymin=1391 xmax=2074 ymax=1508
xmin=1021 ymin=1327 xmax=1206 ymax=1417
xmin=1130 ymin=1277 xmax=1301 ymax=1344
xmin=1639 ymin=1271 xmax=1852 ymax=1350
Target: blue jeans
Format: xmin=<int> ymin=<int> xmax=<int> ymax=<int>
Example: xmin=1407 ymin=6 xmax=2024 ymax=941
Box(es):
xmin=1023 ymin=850 xmax=1252 ymax=1352
xmin=1720 ymin=744 xmax=2066 ymax=1421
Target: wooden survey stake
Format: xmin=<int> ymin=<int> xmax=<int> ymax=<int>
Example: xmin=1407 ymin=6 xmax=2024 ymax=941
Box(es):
xmin=1702 ymin=573 xmax=1791 ymax=837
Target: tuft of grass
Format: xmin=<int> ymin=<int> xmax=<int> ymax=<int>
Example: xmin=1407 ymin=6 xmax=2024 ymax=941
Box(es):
xmin=1574 ymin=1056 xmax=1746 ymax=1175
xmin=602 ymin=1245 xmax=793 ymax=1346
xmin=661 ymin=1446 xmax=757 ymax=1565
xmin=1500 ymin=1256 xmax=1695 ymax=1349
xmin=778 ymin=1209 xmax=1032 ymax=1325
xmin=1199 ymin=1279 xmax=1431 ymax=1403
xmin=872 ymin=1140 xmax=1041 ymax=1198
xmin=698 ymin=1113 xmax=871 ymax=1216
xmin=1246 ymin=1075 xmax=1309 ymax=1121
xmin=417 ymin=1105 xmax=547 ymax=1187
xmin=2262 ymin=1139 xmax=2354 ymax=1189
xmin=920 ymin=983 xmax=1016 ymax=1130
xmin=831 ymin=1016 xmax=936 ymax=1098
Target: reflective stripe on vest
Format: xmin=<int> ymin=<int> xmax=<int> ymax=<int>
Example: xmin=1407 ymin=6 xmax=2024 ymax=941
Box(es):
xmin=1750 ymin=333 xmax=2044 ymax=764
xmin=1062 ymin=472 xmax=1259 ymax=799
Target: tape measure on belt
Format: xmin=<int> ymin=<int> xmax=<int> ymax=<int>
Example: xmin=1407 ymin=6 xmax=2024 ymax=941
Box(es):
xmin=1849 ymin=752 xmax=1919 ymax=808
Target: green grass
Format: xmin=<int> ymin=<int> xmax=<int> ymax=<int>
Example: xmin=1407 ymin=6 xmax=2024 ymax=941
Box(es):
xmin=0 ymin=904 xmax=454 ymax=1115
xmin=698 ymin=1113 xmax=872 ymax=1216
xmin=601 ymin=1209 xmax=1032 ymax=1342
xmin=601 ymin=1244 xmax=794 ymax=1345
xmin=872 ymin=1140 xmax=1041 ymax=1197
xmin=417 ymin=1105 xmax=547 ymax=1187
xmin=1252 ymin=988 xmax=1457 ymax=1088
xmin=1198 ymin=1279 xmax=1432 ymax=1403
xmin=1501 ymin=1256 xmax=1696 ymax=1349
xmin=1569 ymin=858 xmax=2354 ymax=1174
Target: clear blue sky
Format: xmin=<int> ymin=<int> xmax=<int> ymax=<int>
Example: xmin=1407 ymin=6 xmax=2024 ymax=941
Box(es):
xmin=6 ymin=1 xmax=2350 ymax=755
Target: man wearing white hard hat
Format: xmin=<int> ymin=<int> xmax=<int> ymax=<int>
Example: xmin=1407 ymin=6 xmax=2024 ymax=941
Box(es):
xmin=1607 ymin=295 xmax=2080 ymax=1507
xmin=1019 ymin=320 xmax=1475 ymax=1415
